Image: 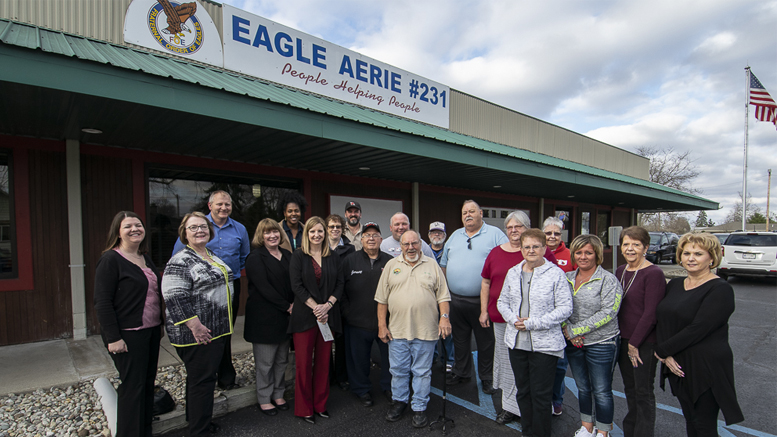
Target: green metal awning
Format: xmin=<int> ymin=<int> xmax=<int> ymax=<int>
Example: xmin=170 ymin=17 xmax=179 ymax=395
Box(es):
xmin=0 ymin=18 xmax=718 ymax=211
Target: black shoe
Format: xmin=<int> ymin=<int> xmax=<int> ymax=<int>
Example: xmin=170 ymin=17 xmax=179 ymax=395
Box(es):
xmin=259 ymin=406 xmax=278 ymax=416
xmin=495 ymin=409 xmax=515 ymax=425
xmin=316 ymin=410 xmax=330 ymax=419
xmin=481 ymin=380 xmax=497 ymax=395
xmin=218 ymin=383 xmax=240 ymax=391
xmin=300 ymin=415 xmax=315 ymax=424
xmin=383 ymin=390 xmax=395 ymax=405
xmin=272 ymin=400 xmax=289 ymax=411
xmin=446 ymin=374 xmax=471 ymax=385
xmin=358 ymin=393 xmax=374 ymax=407
xmin=412 ymin=410 xmax=428 ymax=428
xmin=207 ymin=422 xmax=221 ymax=434
xmin=385 ymin=401 xmax=407 ymax=422
xmin=338 ymin=381 xmax=350 ymax=391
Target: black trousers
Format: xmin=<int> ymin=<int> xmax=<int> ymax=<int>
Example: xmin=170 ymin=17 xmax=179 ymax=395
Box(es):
xmin=344 ymin=324 xmax=391 ymax=396
xmin=176 ymin=337 xmax=226 ymax=437
xmin=217 ymin=277 xmax=240 ymax=388
xmin=450 ymin=293 xmax=494 ymax=381
xmin=509 ymin=349 xmax=558 ymax=437
xmin=330 ymin=330 xmax=349 ymax=385
xmin=108 ymin=325 xmax=162 ymax=437
xmin=677 ymin=389 xmax=720 ymax=437
xmin=618 ymin=339 xmax=658 ymax=437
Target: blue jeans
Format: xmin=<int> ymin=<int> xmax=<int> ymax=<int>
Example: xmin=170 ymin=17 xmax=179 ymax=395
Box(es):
xmin=566 ymin=336 xmax=620 ymax=431
xmin=552 ymin=351 xmax=568 ymax=407
xmin=388 ymin=338 xmax=436 ymax=412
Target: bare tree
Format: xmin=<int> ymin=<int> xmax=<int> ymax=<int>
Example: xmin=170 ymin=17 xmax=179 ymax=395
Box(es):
xmin=724 ymin=193 xmax=763 ymax=224
xmin=635 ymin=146 xmax=701 ymax=231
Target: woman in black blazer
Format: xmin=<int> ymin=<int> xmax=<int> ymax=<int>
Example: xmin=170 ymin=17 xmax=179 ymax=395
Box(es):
xmin=244 ymin=218 xmax=294 ymax=416
xmin=289 ymin=216 xmax=344 ymax=424
xmin=94 ymin=211 xmax=163 ymax=437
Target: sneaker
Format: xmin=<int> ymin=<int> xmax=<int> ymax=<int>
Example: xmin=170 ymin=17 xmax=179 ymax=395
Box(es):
xmin=552 ymin=403 xmax=562 ymax=416
xmin=445 ymin=363 xmax=453 ymax=373
xmin=495 ymin=409 xmax=515 ymax=425
xmin=385 ymin=401 xmax=407 ymax=422
xmin=481 ymin=380 xmax=497 ymax=395
xmin=573 ymin=426 xmax=596 ymax=437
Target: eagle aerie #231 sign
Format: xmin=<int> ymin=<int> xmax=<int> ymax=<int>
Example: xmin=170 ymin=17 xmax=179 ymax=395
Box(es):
xmin=221 ymin=5 xmax=450 ymax=128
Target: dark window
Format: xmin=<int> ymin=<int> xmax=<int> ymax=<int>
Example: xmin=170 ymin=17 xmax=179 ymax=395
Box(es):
xmin=147 ymin=168 xmax=300 ymax=268
xmin=0 ymin=152 xmax=16 ymax=278
xmin=597 ymin=211 xmax=611 ymax=247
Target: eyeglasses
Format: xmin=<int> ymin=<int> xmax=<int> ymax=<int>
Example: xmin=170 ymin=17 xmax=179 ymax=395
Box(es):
xmin=467 ymin=237 xmax=472 ymax=250
xmin=187 ymin=224 xmax=209 ymax=232
xmin=522 ymin=245 xmax=542 ymax=252
xmin=362 ymin=234 xmax=381 ymax=240
xmin=401 ymin=241 xmax=421 ymax=248
xmin=544 ymin=231 xmax=561 ymax=236
xmin=327 ymin=225 xmax=342 ymax=230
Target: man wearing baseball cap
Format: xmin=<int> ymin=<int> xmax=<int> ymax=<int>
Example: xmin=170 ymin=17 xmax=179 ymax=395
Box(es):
xmin=340 ymin=222 xmax=394 ymax=407
xmin=343 ymin=201 xmax=364 ymax=251
xmin=429 ymin=221 xmax=455 ymax=372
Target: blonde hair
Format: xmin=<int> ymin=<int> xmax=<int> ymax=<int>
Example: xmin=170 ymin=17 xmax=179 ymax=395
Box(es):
xmin=301 ymin=216 xmax=331 ymax=257
xmin=569 ymin=234 xmax=604 ymax=266
xmin=178 ymin=212 xmax=215 ymax=245
xmin=251 ymin=218 xmax=290 ymax=248
xmin=677 ymin=232 xmax=722 ymax=269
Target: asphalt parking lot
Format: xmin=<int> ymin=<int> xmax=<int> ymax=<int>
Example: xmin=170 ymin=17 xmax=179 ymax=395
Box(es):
xmin=162 ymin=274 xmax=776 ymax=436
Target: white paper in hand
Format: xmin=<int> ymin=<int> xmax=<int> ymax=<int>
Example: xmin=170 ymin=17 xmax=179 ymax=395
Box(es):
xmin=317 ymin=321 xmax=334 ymax=342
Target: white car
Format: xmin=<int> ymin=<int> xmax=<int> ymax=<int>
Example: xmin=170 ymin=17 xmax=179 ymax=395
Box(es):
xmin=718 ymin=232 xmax=777 ymax=281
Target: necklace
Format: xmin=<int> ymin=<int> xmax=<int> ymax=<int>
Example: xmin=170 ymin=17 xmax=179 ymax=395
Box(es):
xmin=620 ymin=259 xmax=646 ymax=296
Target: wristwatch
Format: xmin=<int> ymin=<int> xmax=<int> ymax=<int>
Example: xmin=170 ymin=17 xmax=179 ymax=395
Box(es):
xmin=441 ymin=313 xmax=449 ymax=319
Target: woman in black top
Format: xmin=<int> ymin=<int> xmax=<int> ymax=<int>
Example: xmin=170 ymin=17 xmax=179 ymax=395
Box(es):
xmin=94 ymin=211 xmax=163 ymax=437
xmin=289 ymin=216 xmax=344 ymax=423
xmin=325 ymin=214 xmax=354 ymax=390
xmin=244 ymin=218 xmax=294 ymax=416
xmin=655 ymin=233 xmax=743 ymax=436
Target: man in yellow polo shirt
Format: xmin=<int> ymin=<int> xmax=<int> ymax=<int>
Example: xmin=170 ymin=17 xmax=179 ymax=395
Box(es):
xmin=376 ymin=230 xmax=452 ymax=428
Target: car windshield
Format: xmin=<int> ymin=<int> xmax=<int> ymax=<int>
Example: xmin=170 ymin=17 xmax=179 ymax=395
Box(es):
xmin=649 ymin=235 xmax=662 ymax=245
xmin=725 ymin=235 xmax=777 ymax=247
xmin=714 ymin=234 xmax=729 ymax=245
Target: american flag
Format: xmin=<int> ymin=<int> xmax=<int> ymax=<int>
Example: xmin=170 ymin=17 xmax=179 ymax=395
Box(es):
xmin=749 ymin=70 xmax=777 ymax=129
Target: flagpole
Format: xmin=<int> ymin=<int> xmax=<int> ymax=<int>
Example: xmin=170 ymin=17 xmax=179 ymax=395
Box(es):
xmin=742 ymin=66 xmax=750 ymax=231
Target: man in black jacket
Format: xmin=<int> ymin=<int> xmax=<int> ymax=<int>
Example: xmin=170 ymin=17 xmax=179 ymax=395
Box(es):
xmin=340 ymin=222 xmax=393 ymax=407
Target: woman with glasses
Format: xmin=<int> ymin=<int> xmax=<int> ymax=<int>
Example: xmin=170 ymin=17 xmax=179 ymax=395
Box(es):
xmin=615 ymin=226 xmax=666 ymax=437
xmin=325 ymin=214 xmax=355 ymax=390
xmin=480 ymin=212 xmax=557 ymax=425
xmin=289 ymin=216 xmax=345 ymax=424
xmin=162 ymin=212 xmax=233 ymax=436
xmin=564 ymin=234 xmax=623 ymax=437
xmin=497 ymin=228 xmax=572 ymax=437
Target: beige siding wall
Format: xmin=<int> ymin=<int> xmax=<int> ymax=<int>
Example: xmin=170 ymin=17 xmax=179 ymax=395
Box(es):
xmin=450 ymin=91 xmax=650 ymax=180
xmin=1 ymin=1 xmax=648 ymax=181
xmin=0 ymin=0 xmax=222 ymax=46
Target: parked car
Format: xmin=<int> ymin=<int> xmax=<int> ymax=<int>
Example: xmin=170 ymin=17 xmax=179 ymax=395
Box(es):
xmin=718 ymin=232 xmax=777 ymax=281
xmin=647 ymin=232 xmax=679 ymax=264
xmin=713 ymin=233 xmax=730 ymax=246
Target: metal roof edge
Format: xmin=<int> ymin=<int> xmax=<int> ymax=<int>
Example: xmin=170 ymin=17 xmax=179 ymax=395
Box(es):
xmin=0 ymin=18 xmax=716 ymax=209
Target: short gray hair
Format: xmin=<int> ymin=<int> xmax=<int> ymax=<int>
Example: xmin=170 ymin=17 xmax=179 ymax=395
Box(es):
xmin=542 ymin=216 xmax=564 ymax=231
xmin=209 ymin=190 xmax=232 ymax=203
xmin=504 ymin=210 xmax=530 ymax=229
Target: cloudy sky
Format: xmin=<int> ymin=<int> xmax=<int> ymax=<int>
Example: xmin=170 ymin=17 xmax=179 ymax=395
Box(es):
xmin=231 ymin=0 xmax=776 ymax=224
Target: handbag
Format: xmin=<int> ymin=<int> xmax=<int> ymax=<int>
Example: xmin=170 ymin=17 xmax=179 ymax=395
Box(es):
xmin=152 ymin=385 xmax=176 ymax=416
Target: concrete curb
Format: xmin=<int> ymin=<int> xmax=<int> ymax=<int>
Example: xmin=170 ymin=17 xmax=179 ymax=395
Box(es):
xmin=152 ymin=385 xmax=259 ymax=435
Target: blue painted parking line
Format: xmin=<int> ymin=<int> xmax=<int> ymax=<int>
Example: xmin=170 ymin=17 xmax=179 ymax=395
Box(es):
xmin=427 ymin=353 xmax=774 ymax=436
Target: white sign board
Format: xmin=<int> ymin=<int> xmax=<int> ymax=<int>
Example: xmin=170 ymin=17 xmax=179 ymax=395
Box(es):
xmin=124 ymin=0 xmax=223 ymax=66
xmin=221 ymin=4 xmax=450 ymax=128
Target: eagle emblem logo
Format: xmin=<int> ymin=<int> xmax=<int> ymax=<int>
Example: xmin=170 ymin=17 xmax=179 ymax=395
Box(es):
xmin=147 ymin=0 xmax=204 ymax=55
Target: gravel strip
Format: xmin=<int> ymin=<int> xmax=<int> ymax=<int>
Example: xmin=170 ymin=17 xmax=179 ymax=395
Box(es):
xmin=0 ymin=352 xmax=257 ymax=437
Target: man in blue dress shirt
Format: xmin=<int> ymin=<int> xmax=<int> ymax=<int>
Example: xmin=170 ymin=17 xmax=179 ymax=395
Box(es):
xmin=440 ymin=200 xmax=507 ymax=395
xmin=172 ymin=190 xmax=250 ymax=390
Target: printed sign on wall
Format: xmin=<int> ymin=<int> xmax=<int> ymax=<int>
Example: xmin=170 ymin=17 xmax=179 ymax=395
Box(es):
xmin=124 ymin=0 xmax=222 ymax=66
xmin=221 ymin=4 xmax=450 ymax=128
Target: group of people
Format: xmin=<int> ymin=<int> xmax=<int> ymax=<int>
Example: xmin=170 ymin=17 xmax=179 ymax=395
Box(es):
xmin=94 ymin=193 xmax=743 ymax=437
